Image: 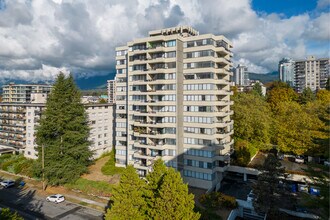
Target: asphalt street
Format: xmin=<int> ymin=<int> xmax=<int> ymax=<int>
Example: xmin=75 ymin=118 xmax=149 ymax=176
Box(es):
xmin=0 ymin=186 xmax=104 ymax=220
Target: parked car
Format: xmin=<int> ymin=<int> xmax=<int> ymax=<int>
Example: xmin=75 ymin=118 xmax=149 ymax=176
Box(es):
xmin=46 ymin=194 xmax=65 ymax=204
xmin=295 ymin=156 xmax=305 ymax=164
xmin=0 ymin=180 xmax=15 ymax=188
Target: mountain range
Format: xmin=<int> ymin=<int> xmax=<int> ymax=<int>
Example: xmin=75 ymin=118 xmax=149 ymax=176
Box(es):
xmin=0 ymin=71 xmax=278 ymax=91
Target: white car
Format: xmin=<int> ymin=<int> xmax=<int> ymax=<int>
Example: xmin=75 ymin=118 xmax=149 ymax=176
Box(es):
xmin=46 ymin=194 xmax=65 ymax=203
xmin=0 ymin=180 xmax=15 ymax=188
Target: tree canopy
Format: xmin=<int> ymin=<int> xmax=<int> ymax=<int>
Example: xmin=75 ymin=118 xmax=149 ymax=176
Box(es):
xmin=105 ymin=159 xmax=200 ymax=220
xmin=35 ymin=72 xmax=92 ymax=185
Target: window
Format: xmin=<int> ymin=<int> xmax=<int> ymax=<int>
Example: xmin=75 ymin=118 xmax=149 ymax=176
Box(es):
xmin=167 ymin=40 xmax=176 ymax=47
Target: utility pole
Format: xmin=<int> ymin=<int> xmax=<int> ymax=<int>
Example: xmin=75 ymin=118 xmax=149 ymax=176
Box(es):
xmin=42 ymin=144 xmax=45 ymax=191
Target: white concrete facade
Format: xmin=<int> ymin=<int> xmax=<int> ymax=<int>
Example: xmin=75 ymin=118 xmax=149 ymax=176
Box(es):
xmin=114 ymin=26 xmax=234 ymax=190
xmin=279 ymin=58 xmax=295 ymax=87
xmin=0 ymin=103 xmax=114 ymax=159
xmin=107 ymin=79 xmax=116 ymax=103
xmin=2 ymin=83 xmax=52 ymax=103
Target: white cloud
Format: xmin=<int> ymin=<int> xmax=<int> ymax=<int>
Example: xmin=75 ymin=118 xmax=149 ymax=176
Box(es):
xmin=0 ymin=0 xmax=329 ymax=81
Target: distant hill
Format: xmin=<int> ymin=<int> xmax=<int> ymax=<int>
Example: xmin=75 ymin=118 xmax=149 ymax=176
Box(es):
xmin=248 ymin=71 xmax=279 ymax=84
xmin=0 ymin=72 xmax=116 ymax=92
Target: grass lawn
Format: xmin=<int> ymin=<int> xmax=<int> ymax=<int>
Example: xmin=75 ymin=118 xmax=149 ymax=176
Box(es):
xmin=101 ymin=150 xmax=125 ymax=176
xmin=65 ymin=178 xmax=113 ymax=197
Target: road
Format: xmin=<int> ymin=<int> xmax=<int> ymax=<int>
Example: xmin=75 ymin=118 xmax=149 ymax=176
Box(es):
xmin=0 ymin=186 xmax=104 ymax=220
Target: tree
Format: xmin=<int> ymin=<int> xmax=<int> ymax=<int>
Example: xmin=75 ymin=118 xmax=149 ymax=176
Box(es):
xmin=105 ymin=166 xmax=147 ymax=220
xmin=252 ymin=82 xmax=263 ymax=97
xmin=253 ymin=153 xmax=285 ymax=217
xmin=149 ymin=167 xmax=200 ymax=220
xmin=273 ymin=101 xmax=325 ymax=155
xmin=299 ymin=87 xmax=315 ymax=104
xmin=0 ymin=208 xmax=23 ymax=220
xmin=267 ymin=86 xmax=298 ymax=109
xmin=35 ymin=73 xmax=92 ymax=185
xmin=106 ymin=160 xmax=200 ymax=219
xmin=232 ymin=93 xmax=272 ymax=145
xmin=99 ymin=98 xmax=107 ymax=103
xmin=326 ymin=77 xmax=330 ymax=91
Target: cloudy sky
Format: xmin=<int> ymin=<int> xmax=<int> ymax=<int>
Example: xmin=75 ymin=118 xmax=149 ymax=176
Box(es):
xmin=0 ymin=0 xmax=329 ymax=82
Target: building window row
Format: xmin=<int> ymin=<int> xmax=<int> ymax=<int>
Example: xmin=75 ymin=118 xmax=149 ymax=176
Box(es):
xmin=151 ymin=95 xmax=176 ymax=101
xmin=116 ymin=50 xmax=127 ymax=56
xmin=184 ymin=50 xmax=215 ymax=59
xmin=184 ymin=61 xmax=215 ymax=69
xmin=184 ymin=159 xmax=214 ymax=169
xmin=116 ymin=68 xmax=126 ymax=74
xmin=184 ymin=72 xmax=214 ymax=80
xmin=184 ymin=137 xmax=212 ymax=146
xmin=183 ymin=116 xmax=213 ymax=124
xmin=184 ymin=127 xmax=213 ymax=135
xmin=152 ymin=106 xmax=176 ymax=112
xmin=183 ymin=169 xmax=214 ymax=181
xmin=116 ymin=122 xmax=126 ymax=128
xmin=184 ymin=106 xmax=214 ymax=112
xmin=184 ymin=148 xmax=214 ymax=158
xmin=184 ymin=95 xmax=215 ymax=101
xmin=183 ymin=84 xmax=214 ymax=91
xmin=116 ymin=150 xmax=126 ymax=155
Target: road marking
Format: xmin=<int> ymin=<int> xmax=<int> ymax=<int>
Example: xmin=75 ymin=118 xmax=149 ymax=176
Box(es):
xmin=53 ymin=206 xmax=82 ymax=219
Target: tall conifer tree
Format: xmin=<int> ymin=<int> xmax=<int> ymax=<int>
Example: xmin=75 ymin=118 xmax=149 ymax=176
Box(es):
xmin=36 ymin=72 xmax=92 ymax=185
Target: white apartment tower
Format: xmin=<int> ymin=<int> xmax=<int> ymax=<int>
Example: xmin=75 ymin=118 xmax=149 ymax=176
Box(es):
xmin=295 ymin=56 xmax=330 ymax=93
xmin=234 ymin=64 xmax=249 ymax=86
xmin=2 ymin=83 xmax=52 ymax=103
xmin=114 ymin=26 xmax=234 ymax=190
xmin=107 ymin=79 xmax=116 ymax=103
xmin=279 ymin=58 xmax=295 ymax=87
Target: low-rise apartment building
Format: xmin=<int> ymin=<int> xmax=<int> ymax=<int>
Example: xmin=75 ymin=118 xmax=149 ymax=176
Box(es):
xmin=2 ymin=83 xmax=52 ymax=103
xmin=0 ymin=100 xmax=114 ymax=159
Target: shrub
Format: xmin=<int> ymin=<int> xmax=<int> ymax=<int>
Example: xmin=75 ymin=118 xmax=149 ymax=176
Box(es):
xmin=199 ymin=192 xmax=237 ymax=210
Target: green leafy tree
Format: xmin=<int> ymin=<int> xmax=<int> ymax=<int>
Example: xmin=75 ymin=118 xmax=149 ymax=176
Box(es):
xmin=105 ymin=166 xmax=147 ymax=220
xmin=99 ymin=98 xmax=107 ymax=104
xmin=273 ymin=101 xmax=325 ymax=155
xmin=253 ymin=153 xmax=285 ymax=217
xmin=267 ymin=86 xmax=298 ymax=109
xmin=252 ymin=82 xmax=263 ymax=96
xmin=36 ymin=73 xmax=92 ymax=185
xmin=149 ymin=167 xmax=200 ymax=220
xmin=232 ymin=93 xmax=272 ymax=144
xmin=299 ymin=87 xmax=316 ymax=104
xmin=0 ymin=208 xmax=23 ymax=220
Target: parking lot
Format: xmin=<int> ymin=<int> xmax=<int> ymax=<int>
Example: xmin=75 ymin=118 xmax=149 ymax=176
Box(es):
xmin=0 ymin=184 xmax=103 ymax=220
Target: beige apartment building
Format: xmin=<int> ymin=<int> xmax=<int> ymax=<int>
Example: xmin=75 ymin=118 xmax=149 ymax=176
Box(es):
xmin=295 ymin=56 xmax=330 ymax=93
xmin=114 ymin=26 xmax=234 ymax=190
xmin=0 ymin=96 xmax=114 ymax=159
xmin=2 ymin=83 xmax=52 ymax=103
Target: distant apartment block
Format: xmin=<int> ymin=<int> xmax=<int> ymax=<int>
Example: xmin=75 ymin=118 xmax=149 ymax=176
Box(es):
xmin=278 ymin=58 xmax=295 ymax=87
xmin=295 ymin=56 xmax=330 ymax=93
xmin=114 ymin=26 xmax=234 ymax=190
xmin=0 ymin=95 xmax=114 ymax=159
xmin=2 ymin=83 xmax=52 ymax=103
xmin=234 ymin=64 xmax=249 ymax=86
xmin=107 ymin=79 xmax=116 ymax=103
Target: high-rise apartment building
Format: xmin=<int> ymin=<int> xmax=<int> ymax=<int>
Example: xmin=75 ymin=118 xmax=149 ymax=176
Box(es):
xmin=295 ymin=56 xmax=330 ymax=93
xmin=278 ymin=58 xmax=295 ymax=87
xmin=0 ymin=99 xmax=114 ymax=159
xmin=114 ymin=26 xmax=234 ymax=190
xmin=107 ymin=79 xmax=116 ymax=103
xmin=2 ymin=83 xmax=52 ymax=103
xmin=234 ymin=64 xmax=249 ymax=86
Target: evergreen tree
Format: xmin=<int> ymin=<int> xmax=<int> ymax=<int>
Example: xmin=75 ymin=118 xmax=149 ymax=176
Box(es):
xmin=299 ymin=87 xmax=315 ymax=104
xmin=149 ymin=167 xmax=200 ymax=220
xmin=0 ymin=208 xmax=23 ymax=220
xmin=253 ymin=153 xmax=285 ymax=217
xmin=105 ymin=166 xmax=147 ymax=220
xmin=252 ymin=82 xmax=263 ymax=96
xmin=36 ymin=73 xmax=92 ymax=185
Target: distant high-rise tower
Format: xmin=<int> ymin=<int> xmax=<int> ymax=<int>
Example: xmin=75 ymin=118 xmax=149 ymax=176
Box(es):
xmin=114 ymin=26 xmax=234 ymax=190
xmin=278 ymin=58 xmax=295 ymax=87
xmin=234 ymin=64 xmax=249 ymax=86
xmin=107 ymin=79 xmax=116 ymax=103
xmin=295 ymin=56 xmax=330 ymax=93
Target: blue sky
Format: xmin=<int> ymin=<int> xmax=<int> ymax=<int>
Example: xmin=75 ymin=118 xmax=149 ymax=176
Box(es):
xmin=252 ymin=0 xmax=318 ymax=17
xmin=0 ymin=0 xmax=329 ymax=82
